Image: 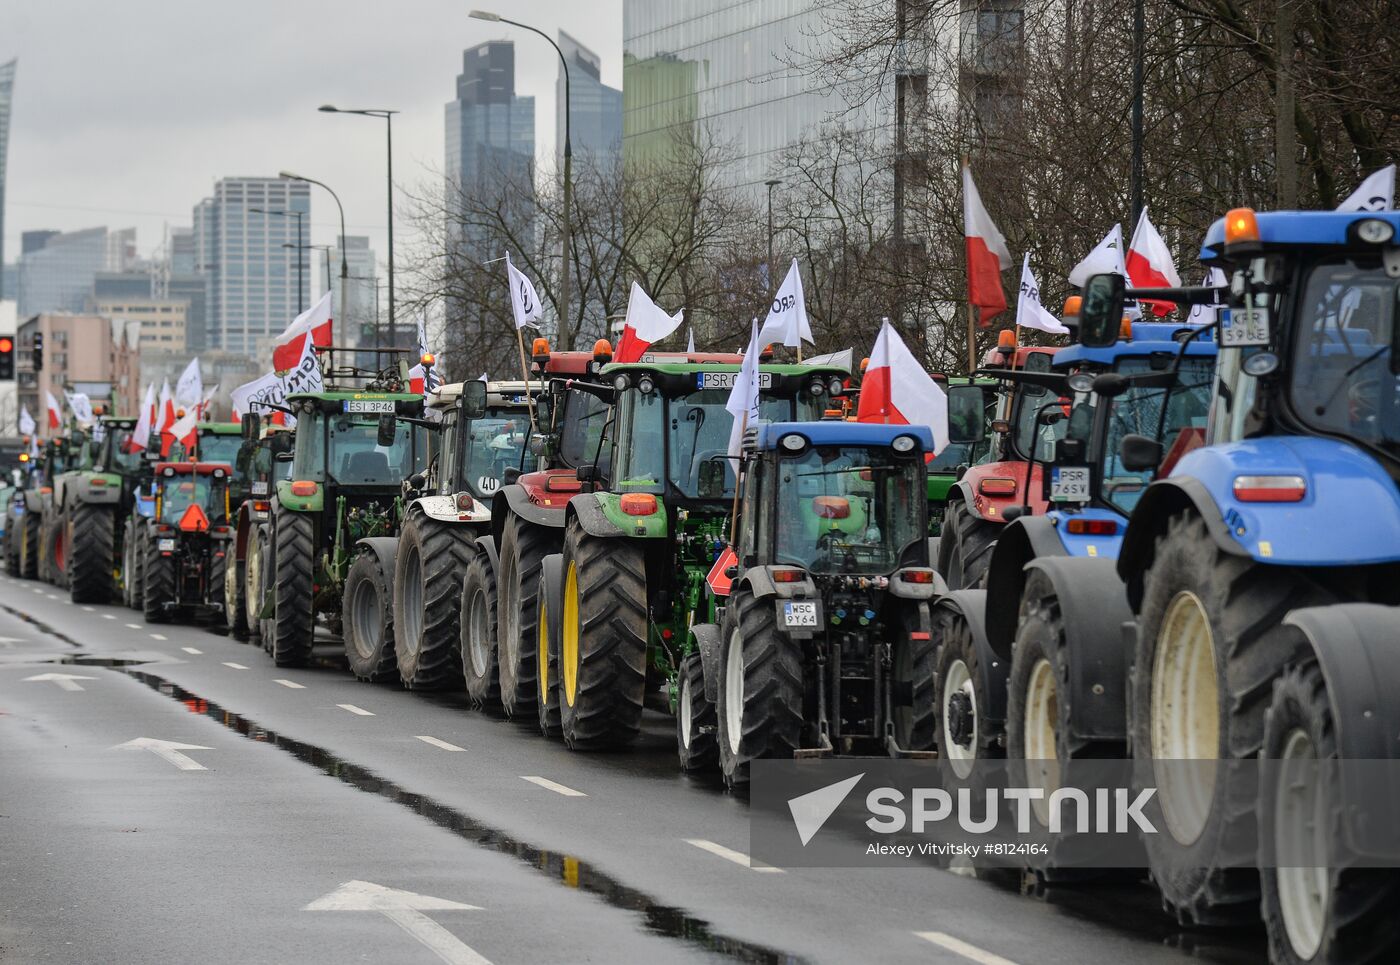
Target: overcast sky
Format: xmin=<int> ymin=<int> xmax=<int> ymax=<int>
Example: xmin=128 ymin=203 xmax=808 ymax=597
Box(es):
xmin=1 ymin=0 xmax=622 ymax=274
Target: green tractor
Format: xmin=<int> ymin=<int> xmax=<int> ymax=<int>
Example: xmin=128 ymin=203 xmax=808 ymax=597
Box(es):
xmin=540 ymin=359 xmax=847 ymax=750
xmin=224 ymin=419 xmax=295 ymax=642
xmin=259 ymin=359 xmax=428 ymax=667
xmin=34 ymin=430 xmax=91 ymax=588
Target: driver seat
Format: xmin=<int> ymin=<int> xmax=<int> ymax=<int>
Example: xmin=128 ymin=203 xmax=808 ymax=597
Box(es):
xmin=343 ymin=451 xmax=390 ymax=481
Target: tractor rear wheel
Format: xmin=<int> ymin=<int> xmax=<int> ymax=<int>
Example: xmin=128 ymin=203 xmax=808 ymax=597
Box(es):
xmin=4 ymin=520 xmax=17 ymax=574
xmin=558 ymin=519 xmax=647 ymax=750
xmin=123 ymin=518 xmax=144 ymax=609
xmin=933 ymin=605 xmax=1005 ymax=785
xmin=18 ymin=511 xmax=40 ymax=580
xmin=271 ymin=505 xmax=317 ymax=668
xmin=459 ymin=549 xmax=501 ymax=707
xmin=142 ymin=536 xmax=174 ymax=624
xmin=535 ymin=554 xmax=564 ymax=738
xmin=717 ymin=589 xmax=804 ymax=787
xmin=225 ymin=534 xmax=249 ymax=640
xmin=67 ymin=503 xmax=115 ymax=604
xmin=249 ymin=528 xmax=270 ymax=650
xmin=676 ymin=651 xmax=718 ymax=772
xmin=940 ymin=500 xmax=997 ymax=590
xmin=891 ymin=602 xmax=936 ymax=752
xmin=343 ymin=551 xmax=397 ymax=682
xmin=393 ymin=515 xmax=469 ymax=691
xmin=1131 ymin=512 xmax=1329 ymax=926
xmin=497 ymin=518 xmax=556 ymax=718
xmin=46 ymin=516 xmax=68 ymax=588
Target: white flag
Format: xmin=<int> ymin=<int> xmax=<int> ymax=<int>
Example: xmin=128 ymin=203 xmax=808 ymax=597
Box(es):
xmin=1337 ymin=164 xmax=1395 ymax=213
xmin=757 ymin=259 xmax=813 ymax=349
xmin=505 ymin=252 xmax=543 ymax=330
xmin=726 ymin=319 xmax=763 ymax=459
xmin=231 ymin=372 xmax=288 ymax=424
xmin=18 ymin=405 xmax=35 ymax=437
xmin=66 ymin=391 xmax=95 ymax=428
xmin=131 ymin=383 xmax=156 ymax=451
xmin=1068 ymin=224 xmax=1127 ymax=287
xmin=175 ymin=357 xmax=203 ymax=408
xmin=1016 ymin=255 xmax=1070 ymax=335
xmin=1186 ymin=268 xmax=1230 ymax=327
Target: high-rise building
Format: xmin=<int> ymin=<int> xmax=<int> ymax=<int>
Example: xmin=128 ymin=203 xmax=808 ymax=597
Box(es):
xmin=320 ymin=236 xmax=377 ymax=347
xmin=445 ymin=41 xmax=535 ymax=211
xmin=192 ymin=177 xmax=311 ymax=354
xmin=557 ymin=32 xmax=623 ymax=169
xmin=0 ymin=60 xmax=13 ymax=303
xmin=18 ymin=226 xmax=136 ymax=317
xmin=169 ymin=226 xmax=196 ymax=275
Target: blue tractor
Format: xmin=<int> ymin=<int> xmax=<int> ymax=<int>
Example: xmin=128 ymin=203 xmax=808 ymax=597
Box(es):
xmin=1077 ymin=209 xmax=1400 ymax=963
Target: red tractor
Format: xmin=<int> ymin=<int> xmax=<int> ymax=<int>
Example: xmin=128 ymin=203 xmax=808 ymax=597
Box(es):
xmin=137 ymin=461 xmax=235 ymax=625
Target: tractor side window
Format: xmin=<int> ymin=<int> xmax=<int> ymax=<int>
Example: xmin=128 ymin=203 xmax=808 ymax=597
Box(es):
xmin=613 ymin=389 xmax=665 ymax=491
xmin=294 ymin=412 xmax=327 ymax=480
xmin=1101 ymin=357 xmax=1214 ymax=514
xmin=739 ymin=459 xmax=761 ymax=563
xmin=437 ymin=410 xmax=459 ymax=494
xmin=462 ymin=413 xmax=529 ymax=499
xmin=558 ymin=390 xmax=610 ymax=471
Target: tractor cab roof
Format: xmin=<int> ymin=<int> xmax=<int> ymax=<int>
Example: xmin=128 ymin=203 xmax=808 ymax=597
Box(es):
xmin=99 ymin=416 xmax=137 ymax=428
xmin=427 ymin=380 xmax=532 ymax=411
xmin=154 ymin=462 xmax=235 ymax=477
xmin=199 ymin=422 xmax=241 ymax=435
xmin=1200 ymin=210 xmax=1400 ymax=260
xmin=753 ymin=421 xmax=935 ymax=453
xmin=599 ymin=360 xmax=849 ymax=399
xmin=1056 ymin=321 xmax=1217 ymax=367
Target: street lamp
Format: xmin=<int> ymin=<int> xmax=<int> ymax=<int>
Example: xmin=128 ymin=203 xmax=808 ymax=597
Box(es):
xmin=281 ymin=242 xmax=334 ymax=297
xmin=318 ymin=105 xmax=400 ymax=349
xmin=765 ymin=179 xmax=782 ymax=294
xmin=252 ymin=207 xmax=305 ymax=313
xmin=279 ymin=171 xmax=348 ymax=352
xmin=469 ymin=9 xmax=573 ymax=343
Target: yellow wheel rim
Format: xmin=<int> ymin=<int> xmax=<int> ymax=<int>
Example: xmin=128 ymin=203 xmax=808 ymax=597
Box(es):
xmin=562 ymin=560 xmax=580 ymax=707
xmin=538 ymin=591 xmax=550 ymax=701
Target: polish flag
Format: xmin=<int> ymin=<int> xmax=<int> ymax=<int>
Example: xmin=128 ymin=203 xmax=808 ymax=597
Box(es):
xmin=157 ymin=380 xmax=176 ymax=434
xmin=856 ymin=318 xmax=948 ymax=453
xmin=272 ymin=291 xmax=333 ymax=373
xmin=130 ymin=383 xmax=156 ymax=453
xmin=615 ymin=281 xmax=684 ymax=363
xmin=168 ymin=406 xmax=199 ymax=453
xmin=1126 ymin=207 xmax=1182 ymax=317
xmin=45 ymin=390 xmax=62 ymax=430
xmin=963 ymin=165 xmax=1012 ymax=327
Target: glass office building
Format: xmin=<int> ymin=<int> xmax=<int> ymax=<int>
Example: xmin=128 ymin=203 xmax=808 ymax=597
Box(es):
xmin=557 ymin=31 xmax=623 ymax=169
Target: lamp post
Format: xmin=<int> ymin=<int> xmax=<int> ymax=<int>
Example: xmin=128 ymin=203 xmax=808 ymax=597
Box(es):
xmin=252 ymin=207 xmax=305 ymax=313
xmin=317 ymin=105 xmax=400 ymax=348
xmin=765 ymin=179 xmax=782 ymax=294
xmin=470 ymin=10 xmax=573 ymax=344
xmin=281 ymin=243 xmax=334 ymax=299
xmin=279 ymin=171 xmax=347 ymax=353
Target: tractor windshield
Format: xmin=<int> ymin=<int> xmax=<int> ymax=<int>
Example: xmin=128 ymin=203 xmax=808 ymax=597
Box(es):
xmin=1288 ymin=257 xmax=1400 ymax=456
xmin=295 ymin=411 xmax=426 ymax=486
xmin=461 ymin=414 xmax=532 ymax=498
xmin=104 ymin=429 xmax=143 ymax=474
xmin=1100 ymin=357 xmax=1215 ymax=515
xmin=158 ymin=475 xmax=216 ymax=524
xmin=773 ymin=446 xmax=924 ymax=575
xmin=197 ymin=432 xmax=243 ymax=470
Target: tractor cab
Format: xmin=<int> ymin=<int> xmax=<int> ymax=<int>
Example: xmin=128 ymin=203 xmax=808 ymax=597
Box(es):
xmin=424 ymin=379 xmax=535 ymax=504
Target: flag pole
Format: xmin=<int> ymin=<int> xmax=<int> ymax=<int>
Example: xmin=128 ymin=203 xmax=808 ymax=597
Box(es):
xmin=727 ymin=411 xmax=747 ymax=546
xmin=966 ymin=303 xmax=977 ymax=374
xmin=514 ymin=326 xmax=538 ymax=435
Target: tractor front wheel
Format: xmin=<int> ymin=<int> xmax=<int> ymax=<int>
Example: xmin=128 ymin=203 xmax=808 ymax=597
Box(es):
xmin=393 ymin=515 xmax=469 ymax=690
xmin=271 ymin=505 xmax=316 ymax=667
xmin=497 ymin=518 xmax=556 ymax=718
xmin=67 ymin=503 xmax=115 ymax=604
xmin=343 ymin=551 xmax=397 ymax=682
xmin=534 ymin=554 xmax=564 ymax=738
xmin=459 ymin=549 xmax=501 ymax=707
xmin=122 ymin=518 xmax=144 ymax=609
xmin=676 ymin=651 xmax=718 ymax=773
xmin=717 ymin=589 xmax=804 ymax=787
xmin=225 ymin=535 xmax=249 ymax=641
xmin=932 ymin=606 xmax=1005 ymax=785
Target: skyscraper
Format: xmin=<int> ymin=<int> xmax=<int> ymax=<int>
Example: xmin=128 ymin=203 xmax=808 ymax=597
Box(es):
xmin=320 ymin=236 xmax=378 ymax=347
xmin=557 ymin=32 xmax=622 ymax=169
xmin=193 ymin=177 xmax=311 ymax=354
xmin=445 ymin=41 xmax=535 ymax=217
xmin=18 ymin=226 xmax=136 ymax=316
xmin=0 ymin=60 xmax=13 ymax=303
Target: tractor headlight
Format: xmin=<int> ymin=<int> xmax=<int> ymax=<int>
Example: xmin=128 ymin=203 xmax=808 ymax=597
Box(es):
xmin=162 ymin=467 xmax=175 ymax=477
xmin=1355 ymin=218 xmax=1395 ymax=244
xmin=807 ymin=379 xmax=826 ymax=397
xmin=637 ymin=375 xmax=656 ymax=395
xmin=212 ymin=468 xmax=226 ymax=478
xmin=612 ymin=374 xmax=630 ymax=392
xmin=1066 ymin=372 xmax=1095 ymax=394
xmin=780 ymin=433 xmax=807 ymax=452
xmin=892 ymin=434 xmax=918 ymax=454
xmin=828 ymin=377 xmax=845 ymax=397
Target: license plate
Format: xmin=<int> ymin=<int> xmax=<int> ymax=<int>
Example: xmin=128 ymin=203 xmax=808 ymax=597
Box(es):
xmin=251 ymin=481 xmax=269 ymax=496
xmin=783 ymin=601 xmax=818 ymax=627
xmin=1221 ymin=306 xmax=1270 ymax=347
xmin=157 ymin=538 xmax=176 ymax=552
xmin=1051 ymin=466 xmax=1090 ymax=502
xmin=696 ymin=371 xmax=773 ymax=391
xmin=343 ymin=399 xmax=395 ymax=413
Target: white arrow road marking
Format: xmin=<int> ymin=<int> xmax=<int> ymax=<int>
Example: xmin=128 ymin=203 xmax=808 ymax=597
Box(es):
xmin=24 ymin=672 xmax=97 ymax=692
xmin=112 ymin=738 xmax=213 ymax=771
xmin=274 ymin=679 xmax=306 ymax=689
xmin=222 ymin=662 xmax=248 ymax=670
xmin=304 ymin=880 xmax=488 ymax=965
xmin=684 ymin=839 xmax=784 ymax=873
xmin=416 ymin=736 xmax=465 ymax=752
xmin=520 ymin=776 xmax=586 ymax=797
xmin=914 ymin=932 xmax=1020 ymax=965
xmin=338 ymin=704 xmax=374 ymax=716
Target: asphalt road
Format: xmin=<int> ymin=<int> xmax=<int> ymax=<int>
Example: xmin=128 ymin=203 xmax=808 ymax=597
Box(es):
xmin=0 ymin=573 xmax=1268 ymax=965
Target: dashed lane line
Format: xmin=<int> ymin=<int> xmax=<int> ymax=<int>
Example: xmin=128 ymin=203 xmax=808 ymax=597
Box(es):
xmin=337 ymin=704 xmax=374 ymax=716
xmin=102 ymin=614 xmax=115 ymax=619
xmin=82 ymin=606 xmax=94 ymax=612
xmin=179 ymin=645 xmax=198 ymax=653
xmin=914 ymin=932 xmax=1020 ymax=965
xmin=273 ymin=679 xmax=306 ymax=689
xmin=153 ymin=634 xmax=170 ymax=642
xmin=125 ymin=623 xmax=142 ymax=629
xmin=222 ymin=662 xmax=249 ymax=670
xmin=521 ymin=776 xmax=586 ymax=797
xmin=684 ymin=839 xmax=784 ymax=873
xmin=416 ymin=735 xmax=466 ymax=752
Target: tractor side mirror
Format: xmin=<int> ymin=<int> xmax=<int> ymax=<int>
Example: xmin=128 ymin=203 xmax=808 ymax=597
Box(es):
xmin=461 ymin=380 xmax=488 ymax=419
xmin=946 ymin=385 xmax=985 ymax=445
xmin=407 ymin=472 xmax=427 ymax=491
xmin=697 ymin=458 xmax=726 ymax=499
xmin=376 ymin=414 xmax=398 ymax=448
xmin=1079 ymin=273 xmax=1126 ymax=347
xmin=1092 ymin=372 xmax=1131 ymax=398
xmin=1119 ymin=434 xmax=1164 ymax=472
xmin=241 ymin=412 xmax=261 ymax=441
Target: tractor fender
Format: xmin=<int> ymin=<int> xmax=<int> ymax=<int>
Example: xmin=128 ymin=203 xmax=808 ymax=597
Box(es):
xmin=933 ymin=589 xmax=1006 ymax=726
xmin=1283 ymin=603 xmax=1400 ymax=861
xmin=1022 ymin=555 xmax=1131 ymax=742
xmin=354 ymin=536 xmax=400 ymax=577
xmin=408 ymin=493 xmax=490 ymax=525
xmin=470 ymin=533 xmax=500 ymax=581
xmin=566 ymin=493 xmax=626 ymax=539
xmin=1116 ymin=477 xmax=1244 ymax=611
xmin=501 ymin=483 xmax=561 ymax=530
xmin=738 ymin=565 xmax=819 ymax=602
xmin=72 ymin=476 xmax=122 ymax=506
xmin=691 ymin=622 xmax=723 ymax=705
xmin=984 ymin=515 xmax=1068 ymax=660
xmin=890 ymin=565 xmax=947 ymax=600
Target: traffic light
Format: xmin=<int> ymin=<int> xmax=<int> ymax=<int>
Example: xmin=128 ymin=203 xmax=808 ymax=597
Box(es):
xmin=0 ymin=337 xmax=13 ymax=380
xmin=31 ymin=332 xmax=43 ymax=372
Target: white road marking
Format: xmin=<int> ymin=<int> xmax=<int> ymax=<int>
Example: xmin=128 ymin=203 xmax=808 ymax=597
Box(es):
xmin=337 ymin=704 xmax=375 ymax=716
xmin=304 ymin=881 xmax=487 ymax=965
xmin=112 ymin=737 xmax=212 ymax=771
xmin=102 ymin=614 xmax=115 ymax=619
xmin=81 ymin=606 xmax=94 ymax=612
xmin=684 ymin=839 xmax=784 ymax=873
xmin=30 ymin=588 xmax=41 ymax=594
xmin=520 ymin=776 xmax=586 ymax=797
xmin=222 ymin=662 xmax=248 ymax=670
xmin=914 ymin=932 xmax=1020 ymax=965
xmin=179 ymin=645 xmax=199 ymax=653
xmin=151 ymin=634 xmax=170 ymax=641
xmin=274 ymin=679 xmax=306 ymax=689
xmin=416 ymin=735 xmax=465 ymax=752
xmin=24 ymin=672 xmax=96 ymax=691
xmin=45 ymin=593 xmax=59 ymax=600
xmin=125 ymin=623 xmax=142 ymax=629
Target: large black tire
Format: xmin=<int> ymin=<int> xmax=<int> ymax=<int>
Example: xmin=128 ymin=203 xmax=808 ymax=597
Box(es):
xmin=497 ymin=518 xmax=557 ymax=718
xmin=939 ymin=500 xmax=998 ymax=590
xmin=18 ymin=511 xmax=40 ymax=580
xmin=933 ymin=605 xmax=1005 ymax=786
xmin=459 ymin=549 xmax=501 ymax=706
xmin=1130 ymin=512 xmax=1329 ymax=926
xmin=271 ymin=505 xmax=317 ymax=668
xmin=5 ymin=518 xmax=19 ymax=574
xmin=248 ymin=526 xmax=269 ymax=646
xmin=43 ymin=515 xmax=67 ymax=589
xmin=225 ymin=534 xmax=249 ymax=640
xmin=890 ymin=602 xmax=936 ymax=752
xmin=123 ymin=518 xmax=144 ymax=610
xmin=716 ymin=588 xmax=804 ymax=787
xmin=1260 ymin=660 xmax=1400 ymax=965
xmin=342 ymin=551 xmax=397 ymax=682
xmin=393 ymin=514 xmax=470 ymax=691
xmin=142 ymin=535 xmax=174 ymax=624
xmin=67 ymin=503 xmax=115 ymax=604
xmin=676 ymin=650 xmax=718 ymax=773
xmin=535 ymin=554 xmax=564 ymax=738
xmin=558 ymin=519 xmax=647 ymax=750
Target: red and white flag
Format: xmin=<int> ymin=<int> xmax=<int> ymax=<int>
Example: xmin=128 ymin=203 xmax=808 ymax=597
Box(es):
xmin=1126 ymin=207 xmax=1182 ymax=317
xmin=45 ymin=390 xmax=61 ymax=430
xmin=158 ymin=379 xmax=176 ymax=434
xmin=168 ymin=406 xmax=199 ymax=452
xmin=963 ymin=165 xmax=1012 ymax=327
xmin=272 ymin=290 xmax=332 ymax=373
xmin=856 ymin=318 xmax=948 ymax=453
xmin=130 ymin=383 xmax=156 ymax=453
xmin=616 ymin=281 xmax=684 ymax=363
